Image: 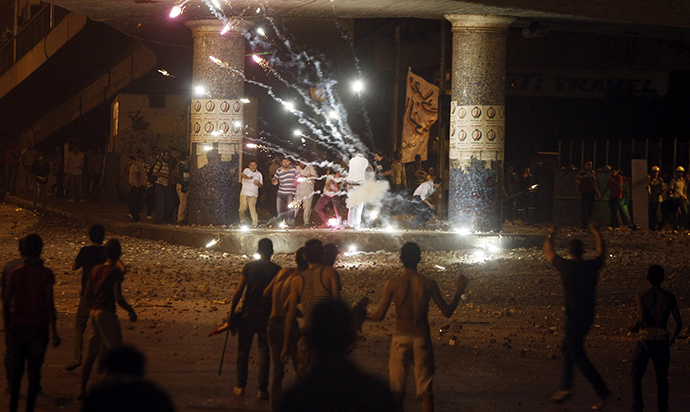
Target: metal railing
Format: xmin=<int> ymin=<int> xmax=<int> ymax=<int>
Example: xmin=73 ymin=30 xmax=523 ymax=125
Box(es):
xmin=0 ymin=4 xmax=70 ymax=76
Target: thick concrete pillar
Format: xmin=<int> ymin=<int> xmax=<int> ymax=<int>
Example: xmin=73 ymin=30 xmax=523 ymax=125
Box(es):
xmin=185 ymin=19 xmax=252 ymax=226
xmin=445 ymin=15 xmax=515 ymax=231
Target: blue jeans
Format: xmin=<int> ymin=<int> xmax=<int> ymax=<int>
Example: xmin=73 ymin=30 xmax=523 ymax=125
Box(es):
xmin=276 ymin=193 xmax=295 ymax=224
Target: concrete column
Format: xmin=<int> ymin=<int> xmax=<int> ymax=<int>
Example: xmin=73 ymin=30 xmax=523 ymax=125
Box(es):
xmin=185 ymin=19 xmax=252 ymax=226
xmin=445 ymin=14 xmax=515 ymax=232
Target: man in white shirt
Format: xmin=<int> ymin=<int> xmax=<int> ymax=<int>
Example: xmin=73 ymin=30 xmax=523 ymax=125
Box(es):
xmin=239 ymin=161 xmax=263 ymax=227
xmin=295 ymin=162 xmax=317 ymax=227
xmin=412 ymin=177 xmax=442 ymax=229
xmin=66 ymin=145 xmax=85 ymax=203
xmin=347 ymin=152 xmax=370 ymax=229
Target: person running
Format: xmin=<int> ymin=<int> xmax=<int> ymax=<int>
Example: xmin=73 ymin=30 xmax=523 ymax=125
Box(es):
xmin=263 ymin=248 xmax=307 ymax=411
xmin=227 ymin=239 xmax=281 ymax=399
xmin=282 ymin=239 xmax=340 ymax=377
xmin=366 ymin=242 xmax=466 ymax=412
xmin=79 ymin=239 xmax=137 ymax=401
xmin=630 ymin=265 xmax=682 ymax=412
xmin=544 ymin=220 xmax=612 ymax=409
xmin=4 ymin=234 xmax=61 ymax=412
xmin=272 ymin=158 xmax=298 ymax=226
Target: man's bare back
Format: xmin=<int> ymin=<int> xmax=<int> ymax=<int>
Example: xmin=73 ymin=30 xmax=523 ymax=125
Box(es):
xmin=265 ymin=267 xmax=299 ymax=319
xmin=636 ymin=286 xmax=682 ymax=343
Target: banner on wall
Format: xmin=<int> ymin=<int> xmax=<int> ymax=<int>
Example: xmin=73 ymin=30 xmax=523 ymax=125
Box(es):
xmin=449 ymin=102 xmax=505 ymax=166
xmin=191 ymin=99 xmax=245 ymax=144
xmin=401 ymin=70 xmax=439 ymax=163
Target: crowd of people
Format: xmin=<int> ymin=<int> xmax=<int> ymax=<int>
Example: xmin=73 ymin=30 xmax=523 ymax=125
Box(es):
xmin=0 ymin=219 xmax=684 ymax=412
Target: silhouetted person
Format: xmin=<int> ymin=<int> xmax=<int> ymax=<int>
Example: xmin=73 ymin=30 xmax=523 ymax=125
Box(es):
xmin=79 ymin=239 xmax=137 ymax=400
xmin=576 ymin=161 xmax=600 ymax=229
xmin=4 ymin=234 xmax=61 ymax=412
xmin=80 ymin=345 xmax=175 ymax=412
xmin=228 ymin=238 xmax=281 ymax=399
xmin=263 ymin=248 xmax=307 ymax=411
xmin=544 ymin=221 xmax=611 ymax=409
xmin=278 ymin=300 xmax=397 ymax=412
xmin=321 ymin=243 xmax=342 ymax=292
xmin=282 ymin=239 xmax=340 ymax=377
xmin=1 ymin=237 xmax=26 ymax=391
xmin=630 ymin=265 xmax=682 ymax=412
xmin=366 ymin=242 xmax=466 ymax=412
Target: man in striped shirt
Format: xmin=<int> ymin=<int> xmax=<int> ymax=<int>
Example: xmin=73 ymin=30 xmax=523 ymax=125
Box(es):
xmin=272 ymin=158 xmax=298 ymax=226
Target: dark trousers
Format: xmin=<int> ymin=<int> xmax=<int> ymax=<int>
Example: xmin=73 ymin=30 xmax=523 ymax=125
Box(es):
xmin=314 ymin=195 xmax=340 ymax=225
xmin=145 ymin=186 xmax=156 ymax=217
xmin=412 ymin=196 xmax=433 ymax=229
xmin=236 ymin=319 xmax=270 ymax=391
xmin=608 ymin=197 xmax=630 ymax=228
xmin=649 ymin=200 xmax=660 ymax=230
xmin=9 ymin=325 xmax=49 ymax=412
xmin=632 ymin=339 xmax=670 ymax=412
xmin=561 ymin=320 xmax=609 ymax=398
xmin=580 ymin=193 xmax=596 ymax=228
xmin=154 ymin=183 xmax=172 ymax=223
xmin=127 ymin=186 xmax=145 ymax=222
xmin=170 ymin=185 xmax=180 ymax=222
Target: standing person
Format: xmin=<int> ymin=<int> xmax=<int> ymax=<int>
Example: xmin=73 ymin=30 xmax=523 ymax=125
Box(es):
xmin=79 ymin=239 xmax=137 ymax=401
xmin=263 ymin=248 xmax=307 ymax=411
xmin=225 ymin=239 xmax=281 ymax=399
xmin=272 ymin=158 xmax=298 ymax=226
xmin=576 ymin=161 xmax=600 ymax=229
xmin=314 ymin=172 xmax=341 ymax=227
xmin=278 ymin=300 xmax=398 ymax=412
xmin=1 ymin=238 xmax=26 ymax=393
xmin=4 ymin=234 xmax=61 ymax=412
xmin=390 ymin=151 xmax=407 ymax=195
xmin=31 ymin=154 xmax=50 ymax=214
xmin=346 ymin=152 xmax=369 ymax=229
xmin=65 ymin=224 xmax=108 ymax=371
xmin=667 ymin=166 xmax=687 ymax=229
xmin=409 ymin=154 xmax=427 ymax=190
xmin=647 ymin=166 xmax=664 ymax=231
xmin=282 ymin=239 xmax=340 ymax=378
xmin=151 ymin=151 xmax=172 ymax=224
xmin=373 ymin=150 xmax=392 ymax=184
xmin=265 ymin=157 xmax=281 ymax=211
xmin=87 ymin=147 xmax=104 ymax=200
xmin=630 ymin=265 xmax=682 ymax=412
xmin=295 ymin=161 xmax=317 ymax=227
xmin=4 ymin=141 xmax=20 ymax=194
xmin=144 ymin=146 xmax=158 ymax=220
xmin=20 ymin=141 xmax=37 ymax=193
xmin=606 ymin=168 xmax=630 ymax=229
xmin=366 ymin=242 xmax=467 ymax=412
xmin=175 ymin=152 xmax=190 ymax=223
xmin=126 ymin=154 xmax=146 ymax=222
xmin=239 ymin=161 xmax=263 ymax=228
xmin=66 ymin=145 xmax=85 ymax=203
xmin=411 ymin=177 xmax=442 ymax=230
xmin=544 ymin=221 xmax=612 ymax=409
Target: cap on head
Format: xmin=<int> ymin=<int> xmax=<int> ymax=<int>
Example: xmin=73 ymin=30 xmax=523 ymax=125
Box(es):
xmin=676 ymin=166 xmax=685 ymax=172
xmin=651 ymin=166 xmax=660 ymax=172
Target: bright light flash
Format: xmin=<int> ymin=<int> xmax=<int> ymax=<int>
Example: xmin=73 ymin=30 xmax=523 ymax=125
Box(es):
xmin=279 ymin=222 xmax=287 ymax=229
xmin=385 ymin=225 xmax=396 ymax=232
xmin=211 ymin=0 xmax=221 ymax=9
xmin=293 ymin=129 xmax=302 ymax=136
xmin=202 ymin=145 xmax=212 ymax=152
xmin=193 ymin=85 xmax=206 ymax=96
xmin=530 ymin=184 xmax=538 ymax=190
xmin=240 ymin=98 xmax=250 ymax=104
xmin=300 ymin=138 xmax=306 ymax=143
xmin=257 ymin=27 xmax=265 ymax=36
xmin=169 ymin=5 xmax=183 ymax=18
xmin=233 ymin=121 xmax=242 ymax=128
xmin=253 ymin=253 xmax=261 ymax=260
xmin=252 ymin=55 xmax=262 ymax=63
xmin=486 ymin=243 xmax=500 ymax=253
xmin=240 ymin=225 xmax=250 ymax=232
xmin=284 ymin=102 xmax=295 ymax=111
xmin=209 ymin=56 xmax=221 ymax=65
xmin=435 ymin=265 xmax=446 ymax=271
xmin=348 ymin=245 xmax=357 ymax=253
xmin=158 ymin=69 xmax=171 ymax=77
xmin=328 ymin=218 xmax=340 ymax=227
xmin=246 ymin=143 xmax=257 ymax=149
xmin=455 ymin=227 xmax=471 ymax=236
xmin=352 ymin=80 xmax=364 ymax=93
xmin=205 ymin=238 xmax=218 ymax=248
xmin=297 ymin=177 xmax=305 ymax=183
xmin=328 ymin=111 xmax=339 ymax=119
xmin=473 ymin=250 xmax=486 ymax=262
xmin=221 ymin=22 xmax=232 ymax=35
xmin=256 ymin=7 xmax=261 ymax=13
xmin=369 ymin=210 xmax=379 ymax=219
xmin=212 ymin=131 xmax=221 ymax=136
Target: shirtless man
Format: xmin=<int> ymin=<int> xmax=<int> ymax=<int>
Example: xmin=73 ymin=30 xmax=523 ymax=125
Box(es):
xmin=631 ymin=265 xmax=682 ymax=412
xmin=366 ymin=242 xmax=467 ymax=412
xmin=281 ymin=239 xmax=340 ymax=377
xmin=263 ymin=247 xmax=307 ymax=411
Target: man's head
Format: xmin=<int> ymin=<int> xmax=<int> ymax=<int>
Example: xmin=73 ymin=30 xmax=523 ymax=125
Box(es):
xmin=322 ymin=244 xmax=339 ymax=267
xmin=567 ymin=238 xmax=585 ymax=259
xmin=103 ymin=345 xmax=146 ymax=377
xmin=647 ymin=265 xmax=665 ymax=287
xmin=72 ymin=145 xmax=80 ymax=153
xmin=282 ymin=158 xmax=291 ymax=169
xmin=400 ymin=242 xmax=421 ymax=269
xmin=414 ymin=154 xmax=422 ymax=163
xmin=127 ymin=155 xmax=136 ymax=164
xmin=248 ymin=161 xmax=257 ymax=172
xmin=105 ymin=239 xmax=122 ymax=261
xmin=433 ymin=177 xmax=443 ymax=189
xmin=393 ymin=151 xmax=402 ymax=161
xmin=295 ymin=247 xmax=308 ymax=270
xmin=89 ymin=224 xmax=105 ymax=244
xmin=676 ymin=166 xmax=684 ymax=176
xmin=151 ymin=146 xmax=158 ymax=155
xmin=584 ymin=161 xmax=593 ymax=170
xmin=373 ymin=150 xmax=384 ymax=161
xmin=24 ymin=234 xmax=43 ymax=258
xmin=304 ymin=239 xmax=324 ymax=263
xmin=257 ymin=238 xmax=274 ymax=258
xmin=307 ymin=300 xmax=355 ymax=357
xmin=161 ymin=151 xmax=170 ymax=161
xmin=171 ymin=148 xmax=180 ymax=159
xmin=180 ymin=152 xmax=188 ymax=162
xmin=506 ymin=165 xmax=514 ymax=173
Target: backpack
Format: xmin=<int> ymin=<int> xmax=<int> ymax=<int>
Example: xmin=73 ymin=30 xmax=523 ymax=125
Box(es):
xmin=147 ymin=160 xmax=159 ymax=184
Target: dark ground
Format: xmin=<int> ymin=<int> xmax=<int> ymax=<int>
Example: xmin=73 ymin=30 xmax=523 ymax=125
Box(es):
xmin=0 ymin=201 xmax=688 ymax=412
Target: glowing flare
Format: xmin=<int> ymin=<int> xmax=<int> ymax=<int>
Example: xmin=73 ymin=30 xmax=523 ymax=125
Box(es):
xmin=169 ymin=5 xmax=182 ymax=18
xmin=193 ymin=85 xmax=206 ymax=96
xmin=279 ymin=222 xmax=287 ymax=229
xmin=293 ymin=129 xmax=302 ymax=136
xmin=328 ymin=111 xmax=338 ymax=119
xmin=221 ymin=22 xmax=233 ymax=35
xmin=486 ymin=243 xmax=500 ymax=253
xmin=253 ymin=253 xmax=261 ymax=260
xmin=257 ymin=27 xmax=265 ymax=36
xmin=240 ymin=98 xmax=250 ymax=103
xmin=352 ymin=80 xmax=364 ymax=93
xmin=435 ymin=265 xmax=446 ymax=271
xmin=455 ymin=227 xmax=471 ymax=236
xmin=233 ymin=121 xmax=242 ymax=128
xmin=348 ymin=245 xmax=357 ymax=253
xmin=385 ymin=225 xmax=396 ymax=232
xmin=240 ymin=225 xmax=250 ymax=232
xmin=246 ymin=143 xmax=257 ymax=149
xmin=284 ymin=102 xmax=295 ymax=111
xmin=252 ymin=55 xmax=262 ymax=63
xmin=328 ymin=218 xmax=340 ymax=227
xmin=202 ymin=145 xmax=212 ymax=152
xmin=205 ymin=239 xmax=218 ymax=248
xmin=369 ymin=210 xmax=379 ymax=219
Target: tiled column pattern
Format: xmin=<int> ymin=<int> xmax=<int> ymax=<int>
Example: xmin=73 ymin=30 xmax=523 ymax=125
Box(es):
xmin=445 ymin=15 xmax=515 ymax=231
xmin=185 ymin=19 xmax=251 ymax=225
